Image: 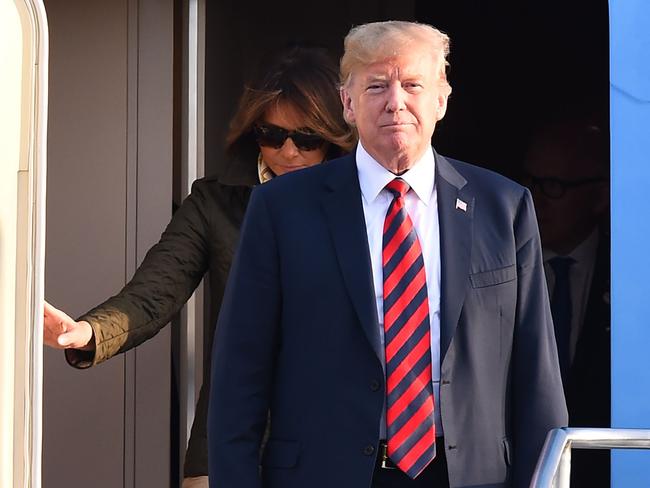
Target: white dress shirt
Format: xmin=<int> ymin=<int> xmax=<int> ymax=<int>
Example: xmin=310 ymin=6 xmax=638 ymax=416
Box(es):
xmin=543 ymin=229 xmax=599 ymax=365
xmin=355 ymin=142 xmax=442 ymax=437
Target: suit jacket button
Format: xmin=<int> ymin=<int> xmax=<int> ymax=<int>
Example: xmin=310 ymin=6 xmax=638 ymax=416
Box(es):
xmin=370 ymin=380 xmax=381 ymax=391
xmin=363 ymin=445 xmax=375 ymax=456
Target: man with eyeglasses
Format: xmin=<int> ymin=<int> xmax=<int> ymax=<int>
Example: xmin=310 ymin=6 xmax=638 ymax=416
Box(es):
xmin=523 ymin=117 xmax=610 ymax=488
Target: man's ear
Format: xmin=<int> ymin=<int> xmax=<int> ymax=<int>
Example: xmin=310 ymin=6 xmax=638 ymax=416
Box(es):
xmin=436 ymin=93 xmax=449 ymax=121
xmin=340 ymin=87 xmax=356 ymax=125
xmin=592 ymin=180 xmax=610 ymax=217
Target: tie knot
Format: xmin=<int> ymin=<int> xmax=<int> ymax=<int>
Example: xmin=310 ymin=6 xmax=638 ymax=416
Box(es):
xmin=549 ymin=256 xmax=575 ymax=278
xmin=386 ymin=178 xmax=410 ymax=199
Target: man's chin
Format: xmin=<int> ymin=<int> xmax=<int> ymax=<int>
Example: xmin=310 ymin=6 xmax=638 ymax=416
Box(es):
xmin=383 ymin=133 xmax=412 ymax=152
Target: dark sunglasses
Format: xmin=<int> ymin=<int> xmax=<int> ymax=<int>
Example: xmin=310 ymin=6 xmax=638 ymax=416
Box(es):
xmin=523 ymin=173 xmax=606 ymax=199
xmin=253 ymin=123 xmax=325 ymax=151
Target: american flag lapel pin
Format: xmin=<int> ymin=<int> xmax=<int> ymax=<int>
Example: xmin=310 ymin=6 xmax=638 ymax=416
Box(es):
xmin=455 ymin=198 xmax=467 ymax=212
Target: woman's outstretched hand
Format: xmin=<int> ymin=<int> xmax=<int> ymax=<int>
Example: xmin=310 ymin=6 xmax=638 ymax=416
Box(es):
xmin=43 ymin=301 xmax=94 ymax=351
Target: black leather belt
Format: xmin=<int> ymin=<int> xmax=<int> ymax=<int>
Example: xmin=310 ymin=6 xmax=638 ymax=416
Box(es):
xmin=377 ymin=441 xmax=398 ymax=470
xmin=377 ymin=438 xmax=445 ymax=470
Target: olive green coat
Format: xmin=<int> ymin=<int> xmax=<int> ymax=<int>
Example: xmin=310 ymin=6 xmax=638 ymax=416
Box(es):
xmin=65 ymin=157 xmax=258 ymax=476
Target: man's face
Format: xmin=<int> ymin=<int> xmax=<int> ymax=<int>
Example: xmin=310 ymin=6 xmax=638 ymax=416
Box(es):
xmin=340 ymin=48 xmax=448 ymax=173
xmin=523 ymin=139 xmax=608 ymax=254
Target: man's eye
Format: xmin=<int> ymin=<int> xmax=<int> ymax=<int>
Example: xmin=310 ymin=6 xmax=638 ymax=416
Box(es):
xmin=366 ymin=84 xmax=384 ymax=91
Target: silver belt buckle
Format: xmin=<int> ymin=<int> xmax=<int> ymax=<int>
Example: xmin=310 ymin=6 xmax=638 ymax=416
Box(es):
xmin=380 ymin=442 xmax=397 ymax=470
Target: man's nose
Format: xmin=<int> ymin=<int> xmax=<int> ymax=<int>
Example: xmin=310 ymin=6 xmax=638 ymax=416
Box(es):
xmin=385 ymin=84 xmax=406 ymax=112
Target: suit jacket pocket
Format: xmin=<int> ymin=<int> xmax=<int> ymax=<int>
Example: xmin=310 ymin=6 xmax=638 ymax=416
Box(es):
xmin=261 ymin=439 xmax=301 ymax=469
xmin=470 ymin=264 xmax=516 ymax=288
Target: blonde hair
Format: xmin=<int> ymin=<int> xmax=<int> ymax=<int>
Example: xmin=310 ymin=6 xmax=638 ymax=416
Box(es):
xmin=340 ymin=21 xmax=452 ymax=96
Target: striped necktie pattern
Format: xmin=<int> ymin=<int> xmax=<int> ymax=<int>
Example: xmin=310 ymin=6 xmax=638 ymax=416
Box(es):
xmin=382 ymin=178 xmax=436 ymax=479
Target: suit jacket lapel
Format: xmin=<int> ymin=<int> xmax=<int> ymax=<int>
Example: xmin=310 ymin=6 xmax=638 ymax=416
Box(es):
xmin=321 ymin=155 xmax=382 ymax=360
xmin=436 ymin=154 xmax=474 ymax=361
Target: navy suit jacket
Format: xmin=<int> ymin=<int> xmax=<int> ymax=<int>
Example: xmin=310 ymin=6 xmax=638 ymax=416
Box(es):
xmin=208 ymin=152 xmax=568 ymax=488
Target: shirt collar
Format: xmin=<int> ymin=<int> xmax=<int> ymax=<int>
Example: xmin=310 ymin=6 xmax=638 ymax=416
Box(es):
xmin=257 ymin=153 xmax=275 ymax=184
xmin=543 ymin=228 xmax=600 ymax=264
xmin=355 ymin=142 xmax=436 ymax=205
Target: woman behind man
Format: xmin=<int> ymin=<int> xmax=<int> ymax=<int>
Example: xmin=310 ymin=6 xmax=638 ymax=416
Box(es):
xmin=43 ymin=44 xmax=355 ymax=487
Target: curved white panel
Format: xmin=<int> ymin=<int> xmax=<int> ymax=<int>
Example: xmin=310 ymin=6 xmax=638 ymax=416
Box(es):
xmin=0 ymin=0 xmax=48 ymax=486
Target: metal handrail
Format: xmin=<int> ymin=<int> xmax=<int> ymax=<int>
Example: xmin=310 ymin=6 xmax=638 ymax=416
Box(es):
xmin=530 ymin=427 xmax=650 ymax=488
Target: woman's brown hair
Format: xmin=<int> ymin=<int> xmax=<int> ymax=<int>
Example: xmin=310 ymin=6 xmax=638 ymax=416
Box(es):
xmin=226 ymin=44 xmax=356 ymax=160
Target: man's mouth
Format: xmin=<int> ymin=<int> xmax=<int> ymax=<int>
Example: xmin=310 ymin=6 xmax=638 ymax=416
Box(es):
xmin=381 ymin=121 xmax=412 ymax=128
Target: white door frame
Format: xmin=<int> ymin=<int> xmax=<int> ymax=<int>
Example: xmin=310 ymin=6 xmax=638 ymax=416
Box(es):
xmin=0 ymin=0 xmax=48 ymax=487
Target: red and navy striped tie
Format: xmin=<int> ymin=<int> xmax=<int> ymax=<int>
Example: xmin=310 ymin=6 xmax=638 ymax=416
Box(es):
xmin=383 ymin=178 xmax=436 ymax=479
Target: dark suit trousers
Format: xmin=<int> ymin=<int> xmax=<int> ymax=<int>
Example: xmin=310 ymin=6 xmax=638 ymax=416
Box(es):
xmin=372 ymin=438 xmax=449 ymax=488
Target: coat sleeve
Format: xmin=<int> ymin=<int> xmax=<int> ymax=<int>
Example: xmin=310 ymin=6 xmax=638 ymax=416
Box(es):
xmin=65 ymin=179 xmax=212 ymax=368
xmin=512 ymin=188 xmax=568 ymax=487
xmin=208 ymin=186 xmax=281 ymax=488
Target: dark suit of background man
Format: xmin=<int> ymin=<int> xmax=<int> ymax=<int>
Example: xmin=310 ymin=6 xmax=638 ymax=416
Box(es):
xmin=523 ymin=118 xmax=610 ymax=487
xmin=208 ymin=20 xmax=567 ymax=488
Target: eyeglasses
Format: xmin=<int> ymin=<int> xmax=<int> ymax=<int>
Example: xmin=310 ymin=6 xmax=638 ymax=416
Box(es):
xmin=523 ymin=173 xmax=606 ymax=199
xmin=253 ymin=123 xmax=325 ymax=151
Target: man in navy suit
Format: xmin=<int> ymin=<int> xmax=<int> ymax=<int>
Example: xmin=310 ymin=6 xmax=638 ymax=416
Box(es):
xmin=523 ymin=118 xmax=610 ymax=487
xmin=209 ymin=21 xmax=567 ymax=488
